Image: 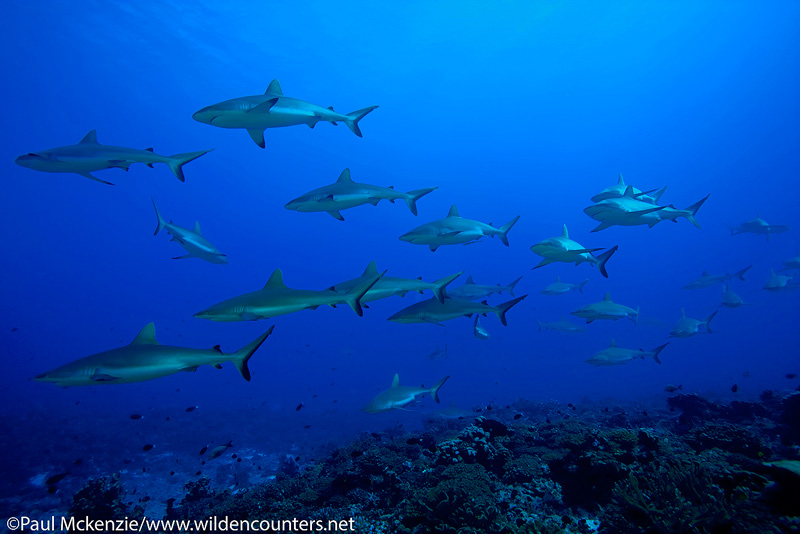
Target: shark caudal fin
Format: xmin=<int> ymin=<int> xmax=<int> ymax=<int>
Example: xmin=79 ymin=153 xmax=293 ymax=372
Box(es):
xmin=404 ymin=187 xmax=438 ymax=216
xmin=495 ymin=294 xmax=528 ymax=326
xmin=594 ymin=245 xmax=619 ymax=278
xmin=704 ymin=310 xmax=718 ymax=333
xmin=649 ymin=342 xmax=669 ymax=364
xmin=505 ymin=275 xmax=524 ymax=297
xmin=166 ymin=149 xmax=213 ymax=182
xmin=344 ymin=106 xmax=379 ymax=137
xmin=683 ymin=194 xmax=710 ymax=228
xmin=231 ymin=325 xmax=275 ymax=381
xmin=345 ymin=270 xmax=385 ymax=316
xmin=577 ymin=279 xmax=589 ymax=294
xmin=432 ymin=271 xmax=463 ymax=303
xmin=152 ymin=198 xmax=166 ymax=236
xmin=735 ymin=265 xmax=753 ymax=281
xmin=497 ymin=215 xmax=521 ymax=246
xmin=429 ymin=375 xmax=450 ymax=403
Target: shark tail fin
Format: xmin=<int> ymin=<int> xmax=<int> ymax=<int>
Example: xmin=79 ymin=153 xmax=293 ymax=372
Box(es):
xmin=634 ymin=307 xmax=640 ymax=326
xmin=345 ymin=270 xmax=385 ymax=316
xmin=578 ymin=279 xmax=589 ymax=294
xmin=429 ymin=375 xmax=450 ymax=403
xmin=404 ymin=187 xmax=438 ymax=216
xmin=506 ymin=275 xmax=524 ymax=297
xmin=497 ymin=215 xmax=521 ymax=246
xmin=649 ymin=342 xmax=669 ymax=364
xmin=495 ymin=294 xmax=527 ymax=326
xmin=594 ymin=245 xmax=619 ymax=278
xmin=684 ymin=195 xmax=710 ymax=228
xmin=344 ymin=106 xmax=379 ymax=137
xmin=704 ymin=310 xmax=718 ymax=333
xmin=231 ymin=325 xmax=275 ymax=381
xmin=735 ymin=265 xmax=753 ymax=281
xmin=432 ymin=271 xmax=463 ymax=303
xmin=166 ymin=149 xmax=213 ymax=182
xmin=152 ymin=198 xmax=166 ymax=236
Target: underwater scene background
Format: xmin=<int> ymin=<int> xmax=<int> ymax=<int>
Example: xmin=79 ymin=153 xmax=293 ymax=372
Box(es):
xmin=2 ymin=1 xmax=799 ymax=532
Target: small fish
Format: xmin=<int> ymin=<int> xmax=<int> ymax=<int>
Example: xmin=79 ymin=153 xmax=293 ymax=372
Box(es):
xmin=237 ymin=458 xmax=242 ymax=463
xmin=232 ymin=454 xmax=237 ymax=459
xmin=664 ymin=384 xmax=683 ymax=393
xmin=11 ymin=327 xmax=19 ymax=332
xmin=45 ymin=472 xmax=69 ymax=485
xmin=296 ymin=403 xmax=304 ymax=411
xmin=731 ymin=384 xmax=739 ymax=393
xmin=129 ymin=414 xmax=143 ymax=420
xmin=195 ymin=471 xmax=202 ymax=476
xmin=185 ymin=406 xmax=197 ymax=413
xmin=143 ymin=444 xmax=154 ymax=451
xmin=73 ymin=459 xmax=82 ymax=465
xmin=304 ymin=425 xmax=311 ymax=429
xmin=513 ymin=413 xmax=522 ymax=420
xmin=787 ymin=373 xmax=798 ymax=379
xmin=170 ymin=471 xmax=175 ymax=476
xmin=199 ymin=446 xmax=208 ymax=456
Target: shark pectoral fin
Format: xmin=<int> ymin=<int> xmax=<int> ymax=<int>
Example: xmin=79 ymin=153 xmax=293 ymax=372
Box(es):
xmin=441 ymin=231 xmax=462 ymax=237
xmin=590 ymin=222 xmax=612 ymax=232
xmin=172 ymin=254 xmax=195 ymax=260
xmin=79 ymin=172 xmax=114 ymax=185
xmin=423 ymin=318 xmax=446 ymax=326
xmin=328 ymin=210 xmax=344 ymax=221
xmin=239 ymin=312 xmax=260 ymax=321
xmin=90 ymin=373 xmax=120 ymax=382
xmin=248 ymin=97 xmax=279 ymax=114
xmin=247 ymin=129 xmax=266 ymax=149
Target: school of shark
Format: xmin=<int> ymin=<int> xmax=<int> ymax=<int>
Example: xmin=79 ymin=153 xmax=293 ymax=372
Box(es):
xmin=17 ymin=79 xmax=798 ymax=413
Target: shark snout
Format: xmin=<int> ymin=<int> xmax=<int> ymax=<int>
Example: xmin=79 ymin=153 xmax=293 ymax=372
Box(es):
xmin=192 ymin=107 xmax=218 ymax=125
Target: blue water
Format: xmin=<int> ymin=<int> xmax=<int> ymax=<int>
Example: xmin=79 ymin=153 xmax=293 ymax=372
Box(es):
xmin=2 ymin=0 xmax=799 ymax=515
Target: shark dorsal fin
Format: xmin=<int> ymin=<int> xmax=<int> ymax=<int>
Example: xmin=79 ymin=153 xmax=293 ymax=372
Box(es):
xmin=609 ymin=339 xmax=617 ymax=347
xmin=362 ymin=261 xmax=378 ymax=276
xmin=391 ymin=374 xmax=400 ymax=388
xmin=466 ymin=276 xmax=475 ymax=285
xmin=447 ymin=205 xmax=460 ymax=218
xmin=80 ymin=130 xmax=98 ymax=144
xmin=618 ymin=173 xmax=625 ymax=185
xmin=131 ymin=323 xmax=159 ymax=345
xmin=146 ymin=147 xmax=154 ymax=152
xmin=701 ymin=270 xmax=709 ymax=277
xmin=603 ymin=292 xmax=612 ymax=301
xmin=265 ymin=79 xmax=283 ymax=96
xmin=681 ymin=308 xmax=686 ymax=318
xmin=264 ymin=269 xmax=286 ymax=289
xmin=337 ymin=168 xmax=353 ymax=183
xmin=623 ymin=185 xmax=636 ymax=197
xmin=561 ymin=224 xmax=569 ymax=238
xmin=194 ymin=221 xmax=201 ymax=235
xmin=211 ymin=345 xmax=222 ymax=353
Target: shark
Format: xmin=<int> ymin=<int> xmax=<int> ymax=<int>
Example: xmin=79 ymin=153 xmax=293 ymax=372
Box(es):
xmin=388 ymin=295 xmax=527 ymax=326
xmin=426 ymin=344 xmax=448 ymax=359
xmin=14 ymin=130 xmax=211 ymax=185
xmin=33 ymin=324 xmax=273 ymax=386
xmin=473 ymin=316 xmax=490 ymax=339
xmin=447 ymin=275 xmax=523 ymax=300
xmin=152 ymin=199 xmax=227 ymax=264
xmin=330 ymin=261 xmax=461 ymax=304
xmin=285 ymin=168 xmax=437 ymax=220
xmin=670 ymin=309 xmax=717 ymax=337
xmin=362 ymin=374 xmax=450 ymax=413
xmin=530 ymin=225 xmax=619 ymax=278
xmin=682 ymin=265 xmax=752 ymax=290
xmin=780 ymin=254 xmax=800 ymax=272
xmin=585 ymin=339 xmax=669 ymax=366
xmin=719 ymin=284 xmax=746 ymax=308
xmin=590 ymin=174 xmax=667 ymax=204
xmin=540 ymin=276 xmax=588 ymax=295
xmin=430 ymin=404 xmax=476 ymax=420
xmin=194 ymin=266 xmax=382 ymax=321
xmin=192 ymin=79 xmax=378 ymax=148
xmin=584 ymin=186 xmax=708 ymax=232
xmin=537 ymin=318 xmax=586 ymax=333
xmin=399 ymin=205 xmax=520 ymax=252
xmin=571 ymin=293 xmax=639 ymax=324
xmin=763 ymin=268 xmax=797 ymax=291
xmin=729 ymin=216 xmax=790 ymax=240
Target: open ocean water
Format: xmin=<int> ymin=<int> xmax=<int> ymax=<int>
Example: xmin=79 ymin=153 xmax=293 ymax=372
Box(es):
xmin=2 ymin=1 xmax=799 ymax=532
